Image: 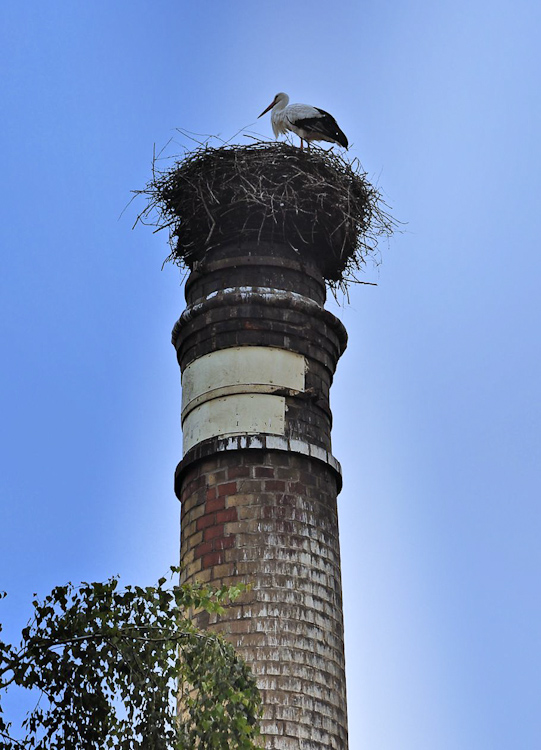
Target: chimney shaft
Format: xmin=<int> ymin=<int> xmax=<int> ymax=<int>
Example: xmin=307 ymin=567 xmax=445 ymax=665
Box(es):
xmin=173 ymin=237 xmax=349 ymax=749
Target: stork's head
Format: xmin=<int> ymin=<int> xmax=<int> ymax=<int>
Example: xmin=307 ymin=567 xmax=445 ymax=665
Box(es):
xmin=258 ymin=92 xmax=289 ymax=117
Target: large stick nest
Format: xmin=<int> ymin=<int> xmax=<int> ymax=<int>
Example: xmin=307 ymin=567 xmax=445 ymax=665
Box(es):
xmin=136 ymin=141 xmax=395 ymax=291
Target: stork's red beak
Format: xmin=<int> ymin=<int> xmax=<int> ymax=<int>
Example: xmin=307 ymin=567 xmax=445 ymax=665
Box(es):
xmin=258 ymin=97 xmax=277 ymax=118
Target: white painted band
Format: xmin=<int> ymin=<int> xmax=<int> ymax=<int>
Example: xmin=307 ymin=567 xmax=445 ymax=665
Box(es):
xmin=182 ymin=393 xmax=286 ymax=454
xmin=181 ymin=346 xmax=306 ymax=421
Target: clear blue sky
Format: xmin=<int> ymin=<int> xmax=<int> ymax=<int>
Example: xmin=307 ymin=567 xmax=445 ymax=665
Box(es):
xmin=1 ymin=1 xmax=540 ymax=747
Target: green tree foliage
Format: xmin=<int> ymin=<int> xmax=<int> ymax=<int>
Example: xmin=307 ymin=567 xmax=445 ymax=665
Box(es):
xmin=0 ymin=573 xmax=261 ymax=749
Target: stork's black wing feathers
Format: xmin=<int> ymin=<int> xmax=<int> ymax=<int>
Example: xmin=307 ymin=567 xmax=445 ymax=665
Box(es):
xmin=300 ymin=107 xmax=348 ymax=148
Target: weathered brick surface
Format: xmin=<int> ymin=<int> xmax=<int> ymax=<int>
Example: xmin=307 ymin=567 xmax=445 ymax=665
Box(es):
xmin=179 ymin=451 xmax=348 ymax=750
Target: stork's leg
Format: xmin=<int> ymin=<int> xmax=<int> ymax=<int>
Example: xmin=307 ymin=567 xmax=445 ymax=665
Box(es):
xmin=299 ymin=138 xmax=304 ymax=150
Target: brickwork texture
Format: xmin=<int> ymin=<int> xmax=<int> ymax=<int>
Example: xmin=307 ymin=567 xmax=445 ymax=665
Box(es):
xmin=179 ymin=450 xmax=348 ymax=750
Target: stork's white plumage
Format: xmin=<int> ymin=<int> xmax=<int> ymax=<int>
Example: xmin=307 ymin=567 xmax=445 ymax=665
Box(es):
xmin=258 ymin=92 xmax=348 ymax=150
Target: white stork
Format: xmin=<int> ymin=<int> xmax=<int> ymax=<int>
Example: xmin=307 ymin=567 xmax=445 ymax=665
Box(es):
xmin=258 ymin=92 xmax=348 ymax=150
